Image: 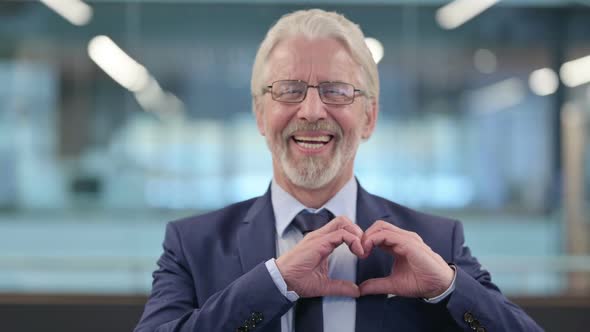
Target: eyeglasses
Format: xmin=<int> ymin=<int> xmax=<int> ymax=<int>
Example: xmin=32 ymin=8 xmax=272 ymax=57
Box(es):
xmin=265 ymin=80 xmax=364 ymax=105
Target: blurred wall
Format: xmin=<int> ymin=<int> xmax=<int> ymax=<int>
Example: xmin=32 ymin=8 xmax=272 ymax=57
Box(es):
xmin=0 ymin=1 xmax=589 ymax=330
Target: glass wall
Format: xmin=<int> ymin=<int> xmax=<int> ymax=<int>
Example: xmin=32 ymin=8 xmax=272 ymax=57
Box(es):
xmin=0 ymin=0 xmax=588 ymax=296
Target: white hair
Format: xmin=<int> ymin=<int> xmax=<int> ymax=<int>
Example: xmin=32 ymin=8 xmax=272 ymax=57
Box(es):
xmin=250 ymin=9 xmax=379 ymax=113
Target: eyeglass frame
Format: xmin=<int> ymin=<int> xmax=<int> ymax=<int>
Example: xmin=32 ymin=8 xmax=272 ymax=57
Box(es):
xmin=264 ymin=80 xmax=365 ymax=105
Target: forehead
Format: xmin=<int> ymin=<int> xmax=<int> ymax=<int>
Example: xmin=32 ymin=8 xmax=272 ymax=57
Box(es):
xmin=265 ymin=36 xmax=360 ymax=83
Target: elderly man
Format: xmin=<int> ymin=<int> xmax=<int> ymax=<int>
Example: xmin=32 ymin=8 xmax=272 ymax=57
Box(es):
xmin=135 ymin=9 xmax=542 ymax=332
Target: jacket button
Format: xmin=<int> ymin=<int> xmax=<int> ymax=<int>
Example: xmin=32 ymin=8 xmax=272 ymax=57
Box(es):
xmin=243 ymin=319 xmax=254 ymax=329
xmin=251 ymin=312 xmax=264 ymax=323
xmin=463 ymin=312 xmax=474 ymax=323
xmin=469 ymin=319 xmax=481 ymax=330
xmin=248 ymin=317 xmax=258 ymax=327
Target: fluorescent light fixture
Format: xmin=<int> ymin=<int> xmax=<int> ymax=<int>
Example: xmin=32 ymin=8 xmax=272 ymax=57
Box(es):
xmin=436 ymin=0 xmax=500 ymax=30
xmin=134 ymin=76 xmax=185 ymax=117
xmin=41 ymin=0 xmax=92 ymax=26
xmin=88 ymin=35 xmax=150 ymax=92
xmin=134 ymin=77 xmax=164 ymax=111
xmin=473 ymin=49 xmax=497 ymax=74
xmin=529 ymin=68 xmax=559 ymax=96
xmin=364 ymin=37 xmax=384 ymax=64
xmin=467 ymin=78 xmax=525 ymax=113
xmin=560 ymin=55 xmax=590 ymax=87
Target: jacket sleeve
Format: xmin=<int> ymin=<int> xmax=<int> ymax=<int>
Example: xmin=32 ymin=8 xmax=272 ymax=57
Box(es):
xmin=134 ymin=222 xmax=293 ymax=332
xmin=446 ymin=221 xmax=544 ymax=332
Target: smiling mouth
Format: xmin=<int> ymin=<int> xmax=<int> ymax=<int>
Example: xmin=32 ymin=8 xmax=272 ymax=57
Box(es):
xmin=291 ymin=135 xmax=334 ymax=150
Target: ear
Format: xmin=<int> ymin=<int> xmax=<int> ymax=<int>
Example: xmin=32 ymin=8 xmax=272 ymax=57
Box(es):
xmin=254 ymin=97 xmax=266 ymax=136
xmin=361 ymin=97 xmax=378 ymax=140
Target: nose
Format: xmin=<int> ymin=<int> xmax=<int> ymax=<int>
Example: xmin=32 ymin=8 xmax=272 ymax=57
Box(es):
xmin=296 ymin=87 xmax=328 ymax=122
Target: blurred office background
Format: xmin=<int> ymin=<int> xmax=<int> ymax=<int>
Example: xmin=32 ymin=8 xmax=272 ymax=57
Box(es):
xmin=0 ymin=0 xmax=589 ymax=331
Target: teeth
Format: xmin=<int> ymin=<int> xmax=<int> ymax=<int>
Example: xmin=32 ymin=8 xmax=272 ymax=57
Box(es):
xmin=293 ymin=135 xmax=331 ymax=143
xmin=295 ymin=141 xmax=325 ymax=149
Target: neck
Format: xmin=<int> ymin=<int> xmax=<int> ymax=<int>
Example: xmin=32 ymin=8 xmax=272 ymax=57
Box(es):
xmin=273 ymin=166 xmax=354 ymax=209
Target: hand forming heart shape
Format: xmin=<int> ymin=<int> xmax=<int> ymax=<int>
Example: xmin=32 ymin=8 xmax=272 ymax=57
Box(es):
xmin=275 ymin=217 xmax=454 ymax=299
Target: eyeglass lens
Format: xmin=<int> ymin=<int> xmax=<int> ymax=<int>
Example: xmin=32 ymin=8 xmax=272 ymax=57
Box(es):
xmin=271 ymin=81 xmax=355 ymax=105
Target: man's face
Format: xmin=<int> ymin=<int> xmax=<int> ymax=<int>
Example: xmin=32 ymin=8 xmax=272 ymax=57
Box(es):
xmin=256 ymin=36 xmax=377 ymax=190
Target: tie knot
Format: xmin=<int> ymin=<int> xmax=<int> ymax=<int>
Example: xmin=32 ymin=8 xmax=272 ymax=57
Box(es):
xmin=292 ymin=209 xmax=334 ymax=235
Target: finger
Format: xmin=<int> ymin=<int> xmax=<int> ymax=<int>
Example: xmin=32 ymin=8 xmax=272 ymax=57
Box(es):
xmin=362 ymin=229 xmax=417 ymax=255
xmin=363 ymin=220 xmax=395 ymax=239
xmin=363 ymin=220 xmax=407 ymax=240
xmin=314 ymin=216 xmax=364 ymax=238
xmin=391 ymin=227 xmax=423 ymax=243
xmin=362 ymin=228 xmax=397 ymax=252
xmin=363 ymin=224 xmax=425 ymax=248
xmin=367 ymin=221 xmax=423 ymax=244
xmin=322 ymin=279 xmax=360 ymax=298
xmin=365 ymin=220 xmax=391 ymax=235
xmin=363 ymin=220 xmax=421 ymax=242
xmin=359 ymin=277 xmax=396 ymax=296
xmin=329 ymin=229 xmax=365 ymax=257
xmin=317 ymin=229 xmax=364 ymax=257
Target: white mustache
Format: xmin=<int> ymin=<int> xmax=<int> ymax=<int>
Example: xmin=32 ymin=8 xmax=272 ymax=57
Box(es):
xmin=281 ymin=120 xmax=343 ymax=140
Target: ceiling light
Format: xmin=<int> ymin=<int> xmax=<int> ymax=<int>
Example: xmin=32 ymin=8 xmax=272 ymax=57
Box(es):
xmin=40 ymin=0 xmax=92 ymax=26
xmin=436 ymin=0 xmax=500 ymax=30
xmin=88 ymin=35 xmax=150 ymax=92
xmin=529 ymin=68 xmax=559 ymax=96
xmin=473 ymin=49 xmax=497 ymax=74
xmin=560 ymin=55 xmax=590 ymax=87
xmin=364 ymin=37 xmax=384 ymax=64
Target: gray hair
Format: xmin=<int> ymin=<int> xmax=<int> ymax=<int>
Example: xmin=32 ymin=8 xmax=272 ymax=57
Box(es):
xmin=250 ymin=9 xmax=379 ymax=113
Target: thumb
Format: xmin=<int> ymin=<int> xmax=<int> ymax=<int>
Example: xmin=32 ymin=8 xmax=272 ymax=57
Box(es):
xmin=322 ymin=279 xmax=360 ymax=298
xmin=359 ymin=277 xmax=395 ymax=296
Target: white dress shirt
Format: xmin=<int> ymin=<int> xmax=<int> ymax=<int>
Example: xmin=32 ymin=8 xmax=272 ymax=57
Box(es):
xmin=266 ymin=176 xmax=358 ymax=332
xmin=264 ymin=177 xmax=456 ymax=332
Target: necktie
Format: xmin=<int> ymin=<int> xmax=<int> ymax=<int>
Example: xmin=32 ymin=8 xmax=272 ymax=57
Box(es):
xmin=291 ymin=209 xmax=334 ymax=332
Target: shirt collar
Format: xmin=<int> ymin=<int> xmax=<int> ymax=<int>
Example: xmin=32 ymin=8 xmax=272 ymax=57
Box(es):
xmin=271 ymin=177 xmax=358 ymax=237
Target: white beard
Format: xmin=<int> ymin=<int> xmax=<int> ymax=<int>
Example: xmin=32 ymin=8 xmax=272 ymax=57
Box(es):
xmin=265 ymin=119 xmax=361 ymax=189
xmin=279 ymin=143 xmax=343 ymax=189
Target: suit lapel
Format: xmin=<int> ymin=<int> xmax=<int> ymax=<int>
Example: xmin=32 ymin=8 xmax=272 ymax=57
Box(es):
xmin=237 ymin=188 xmax=282 ymax=332
xmin=238 ymin=188 xmax=276 ymax=273
xmin=355 ymin=182 xmax=394 ymax=331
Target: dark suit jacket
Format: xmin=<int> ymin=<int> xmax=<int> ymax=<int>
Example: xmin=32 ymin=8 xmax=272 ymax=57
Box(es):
xmin=134 ymin=183 xmax=543 ymax=332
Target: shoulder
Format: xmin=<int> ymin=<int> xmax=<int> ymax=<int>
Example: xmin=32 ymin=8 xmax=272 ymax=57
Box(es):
xmin=365 ymin=191 xmax=462 ymax=255
xmin=168 ymin=197 xmax=260 ymax=241
xmin=369 ymin=192 xmax=459 ymax=228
